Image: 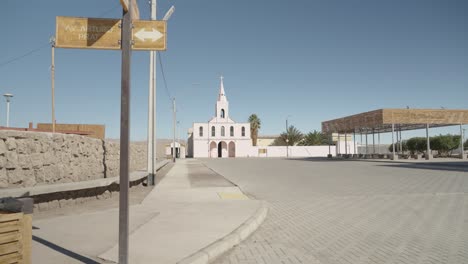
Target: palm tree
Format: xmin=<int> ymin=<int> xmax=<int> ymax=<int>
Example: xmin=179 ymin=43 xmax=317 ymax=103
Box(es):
xmin=299 ymin=130 xmax=328 ymax=146
xmin=248 ymin=114 xmax=261 ymax=146
xmin=279 ymin=126 xmax=304 ymax=146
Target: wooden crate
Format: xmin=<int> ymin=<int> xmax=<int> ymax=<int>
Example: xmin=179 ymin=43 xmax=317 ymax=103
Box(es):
xmin=0 ymin=211 xmax=31 ymax=264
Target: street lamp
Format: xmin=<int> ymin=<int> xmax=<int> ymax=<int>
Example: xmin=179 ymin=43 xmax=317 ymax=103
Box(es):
xmin=147 ymin=3 xmax=175 ymax=185
xmin=3 ymin=93 xmax=13 ymax=127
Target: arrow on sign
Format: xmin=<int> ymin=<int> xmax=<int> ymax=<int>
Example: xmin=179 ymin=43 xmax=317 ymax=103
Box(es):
xmin=134 ymin=28 xmax=163 ymax=42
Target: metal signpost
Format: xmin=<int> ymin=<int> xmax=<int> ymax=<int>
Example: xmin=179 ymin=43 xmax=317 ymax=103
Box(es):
xmin=53 ymin=1 xmax=170 ymax=262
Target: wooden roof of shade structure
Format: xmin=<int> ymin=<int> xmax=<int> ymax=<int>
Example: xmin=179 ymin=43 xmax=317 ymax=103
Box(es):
xmin=321 ymin=109 xmax=468 ymax=134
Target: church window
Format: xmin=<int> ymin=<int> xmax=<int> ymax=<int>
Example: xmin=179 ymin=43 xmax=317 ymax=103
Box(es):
xmin=230 ymin=126 xmax=234 ymax=137
xmin=242 ymin=127 xmax=245 ymax=137
xmin=211 ymin=126 xmax=215 ymax=136
xmin=221 ymin=109 xmax=225 ymax=118
xmin=221 ymin=126 xmax=225 ymax=136
xmin=199 ymin=126 xmax=203 ymax=137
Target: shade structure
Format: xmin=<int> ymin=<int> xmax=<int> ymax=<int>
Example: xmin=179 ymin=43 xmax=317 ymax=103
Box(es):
xmin=322 ymin=109 xmax=468 ymax=134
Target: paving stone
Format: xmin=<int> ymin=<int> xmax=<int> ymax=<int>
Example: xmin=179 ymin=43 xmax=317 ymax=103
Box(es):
xmin=203 ymin=159 xmax=468 ymax=264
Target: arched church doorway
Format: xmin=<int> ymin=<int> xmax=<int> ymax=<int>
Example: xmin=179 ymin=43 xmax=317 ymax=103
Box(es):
xmin=217 ymin=141 xmax=227 ymax=158
xmin=210 ymin=141 xmax=217 ymax=158
xmin=228 ymin=142 xmax=236 ymax=157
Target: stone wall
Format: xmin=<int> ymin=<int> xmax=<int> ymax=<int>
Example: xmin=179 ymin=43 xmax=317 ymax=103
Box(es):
xmin=0 ymin=131 xmax=147 ymax=189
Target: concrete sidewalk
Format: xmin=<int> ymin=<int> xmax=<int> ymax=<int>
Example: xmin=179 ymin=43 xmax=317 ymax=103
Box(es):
xmin=32 ymin=159 xmax=267 ymax=264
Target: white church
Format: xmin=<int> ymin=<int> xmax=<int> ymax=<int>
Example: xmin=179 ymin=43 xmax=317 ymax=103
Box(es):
xmin=187 ymin=77 xmax=253 ymax=158
xmin=187 ymin=77 xmax=354 ymax=158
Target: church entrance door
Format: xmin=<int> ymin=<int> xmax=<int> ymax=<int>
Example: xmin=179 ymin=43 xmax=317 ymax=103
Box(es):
xmin=217 ymin=141 xmax=227 ymax=158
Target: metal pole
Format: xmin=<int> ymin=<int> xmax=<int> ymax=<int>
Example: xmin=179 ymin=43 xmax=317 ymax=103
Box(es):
xmin=391 ymin=123 xmax=396 ymax=160
xmin=426 ymin=123 xmax=431 ymax=160
xmin=399 ymin=127 xmax=402 ymax=154
xmin=360 ymin=133 xmax=363 ymax=155
xmin=328 ymin=133 xmax=331 ymax=157
xmin=337 ymin=134 xmax=340 ymax=155
xmin=353 ymin=131 xmax=356 ymax=155
xmin=286 ymin=118 xmax=289 ymax=158
xmin=172 ymin=98 xmax=176 ymax=162
xmin=463 ymin=128 xmax=466 ymax=160
xmin=460 ymin=124 xmax=465 ymax=159
xmin=344 ymin=132 xmax=348 ymax=155
xmin=51 ymin=38 xmax=56 ymax=133
xmin=365 ymin=132 xmax=368 ymax=155
xmin=147 ymin=0 xmax=157 ymax=185
xmin=372 ymin=129 xmax=375 ymax=154
xmin=6 ymin=101 xmax=10 ymax=127
xmin=378 ymin=131 xmax=380 ymax=154
xmin=118 ymin=3 xmax=133 ymax=263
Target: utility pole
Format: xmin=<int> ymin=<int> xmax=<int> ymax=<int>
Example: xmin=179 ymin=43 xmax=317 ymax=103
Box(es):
xmin=146 ymin=0 xmax=157 ymax=186
xmin=3 ymin=94 xmax=13 ymax=127
xmin=172 ymin=98 xmax=176 ymax=162
xmin=177 ymin=120 xmax=180 ymax=157
xmin=50 ymin=36 xmax=56 ymax=133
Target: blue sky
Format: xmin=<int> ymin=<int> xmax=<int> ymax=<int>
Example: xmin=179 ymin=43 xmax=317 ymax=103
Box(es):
xmin=1 ymin=0 xmax=467 ymax=142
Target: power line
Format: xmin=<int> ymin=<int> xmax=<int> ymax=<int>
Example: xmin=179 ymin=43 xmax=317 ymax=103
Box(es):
xmin=157 ymin=51 xmax=173 ymax=101
xmin=0 ymin=42 xmax=50 ymax=69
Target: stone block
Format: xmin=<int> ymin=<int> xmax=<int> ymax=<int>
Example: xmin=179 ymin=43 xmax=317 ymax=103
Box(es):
xmin=42 ymin=165 xmax=60 ymax=183
xmin=31 ymin=153 xmax=43 ymax=169
xmin=34 ymin=168 xmax=46 ymax=183
xmin=16 ymin=139 xmax=29 ymax=154
xmin=0 ymin=168 xmax=7 ymax=188
xmin=18 ymin=154 xmax=32 ymax=169
xmin=22 ymin=168 xmax=36 ymax=187
xmin=0 ymin=156 xmax=6 ymax=169
xmin=42 ymin=151 xmax=55 ymax=166
xmin=27 ymin=140 xmax=40 ymax=153
xmin=7 ymin=169 xmax=23 ymax=185
xmin=0 ymin=140 xmax=6 ymax=155
xmin=6 ymin=151 xmax=18 ymax=169
xmin=5 ymin=138 xmax=16 ymax=151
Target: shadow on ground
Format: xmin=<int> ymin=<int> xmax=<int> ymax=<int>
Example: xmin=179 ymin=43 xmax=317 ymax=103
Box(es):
xmin=33 ymin=236 xmax=99 ymax=264
xmin=289 ymin=157 xmax=468 ymax=172
xmin=376 ymin=162 xmax=468 ymax=172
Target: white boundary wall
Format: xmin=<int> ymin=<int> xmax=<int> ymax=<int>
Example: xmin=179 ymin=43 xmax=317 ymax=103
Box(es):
xmin=245 ymin=142 xmax=356 ymax=158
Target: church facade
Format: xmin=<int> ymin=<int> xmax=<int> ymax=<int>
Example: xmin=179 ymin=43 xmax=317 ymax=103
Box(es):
xmin=188 ymin=77 xmax=252 ymax=158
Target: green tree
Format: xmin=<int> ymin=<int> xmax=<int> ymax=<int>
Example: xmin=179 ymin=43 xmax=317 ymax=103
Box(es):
xmin=464 ymin=139 xmax=468 ymax=150
xmin=430 ymin=134 xmax=460 ymax=156
xmin=248 ymin=114 xmax=261 ymax=146
xmin=279 ymin=125 xmax=303 ymax=146
xmin=406 ymin=137 xmax=427 ymax=154
xmin=388 ymin=140 xmax=408 ymax=153
xmin=299 ymin=130 xmax=328 ymax=146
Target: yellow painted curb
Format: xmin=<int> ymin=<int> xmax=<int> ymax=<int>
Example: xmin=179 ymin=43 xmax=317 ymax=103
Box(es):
xmin=217 ymin=192 xmax=249 ymax=200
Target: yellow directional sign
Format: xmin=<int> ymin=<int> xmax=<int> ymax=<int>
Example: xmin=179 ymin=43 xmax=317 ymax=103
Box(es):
xmin=55 ymin=17 xmax=121 ymax=50
xmin=132 ymin=20 xmax=166 ymax=51
xmin=55 ymin=16 xmax=167 ymax=51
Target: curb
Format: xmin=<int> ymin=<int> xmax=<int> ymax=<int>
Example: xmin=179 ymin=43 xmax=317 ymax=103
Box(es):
xmin=177 ymin=201 xmax=268 ymax=264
